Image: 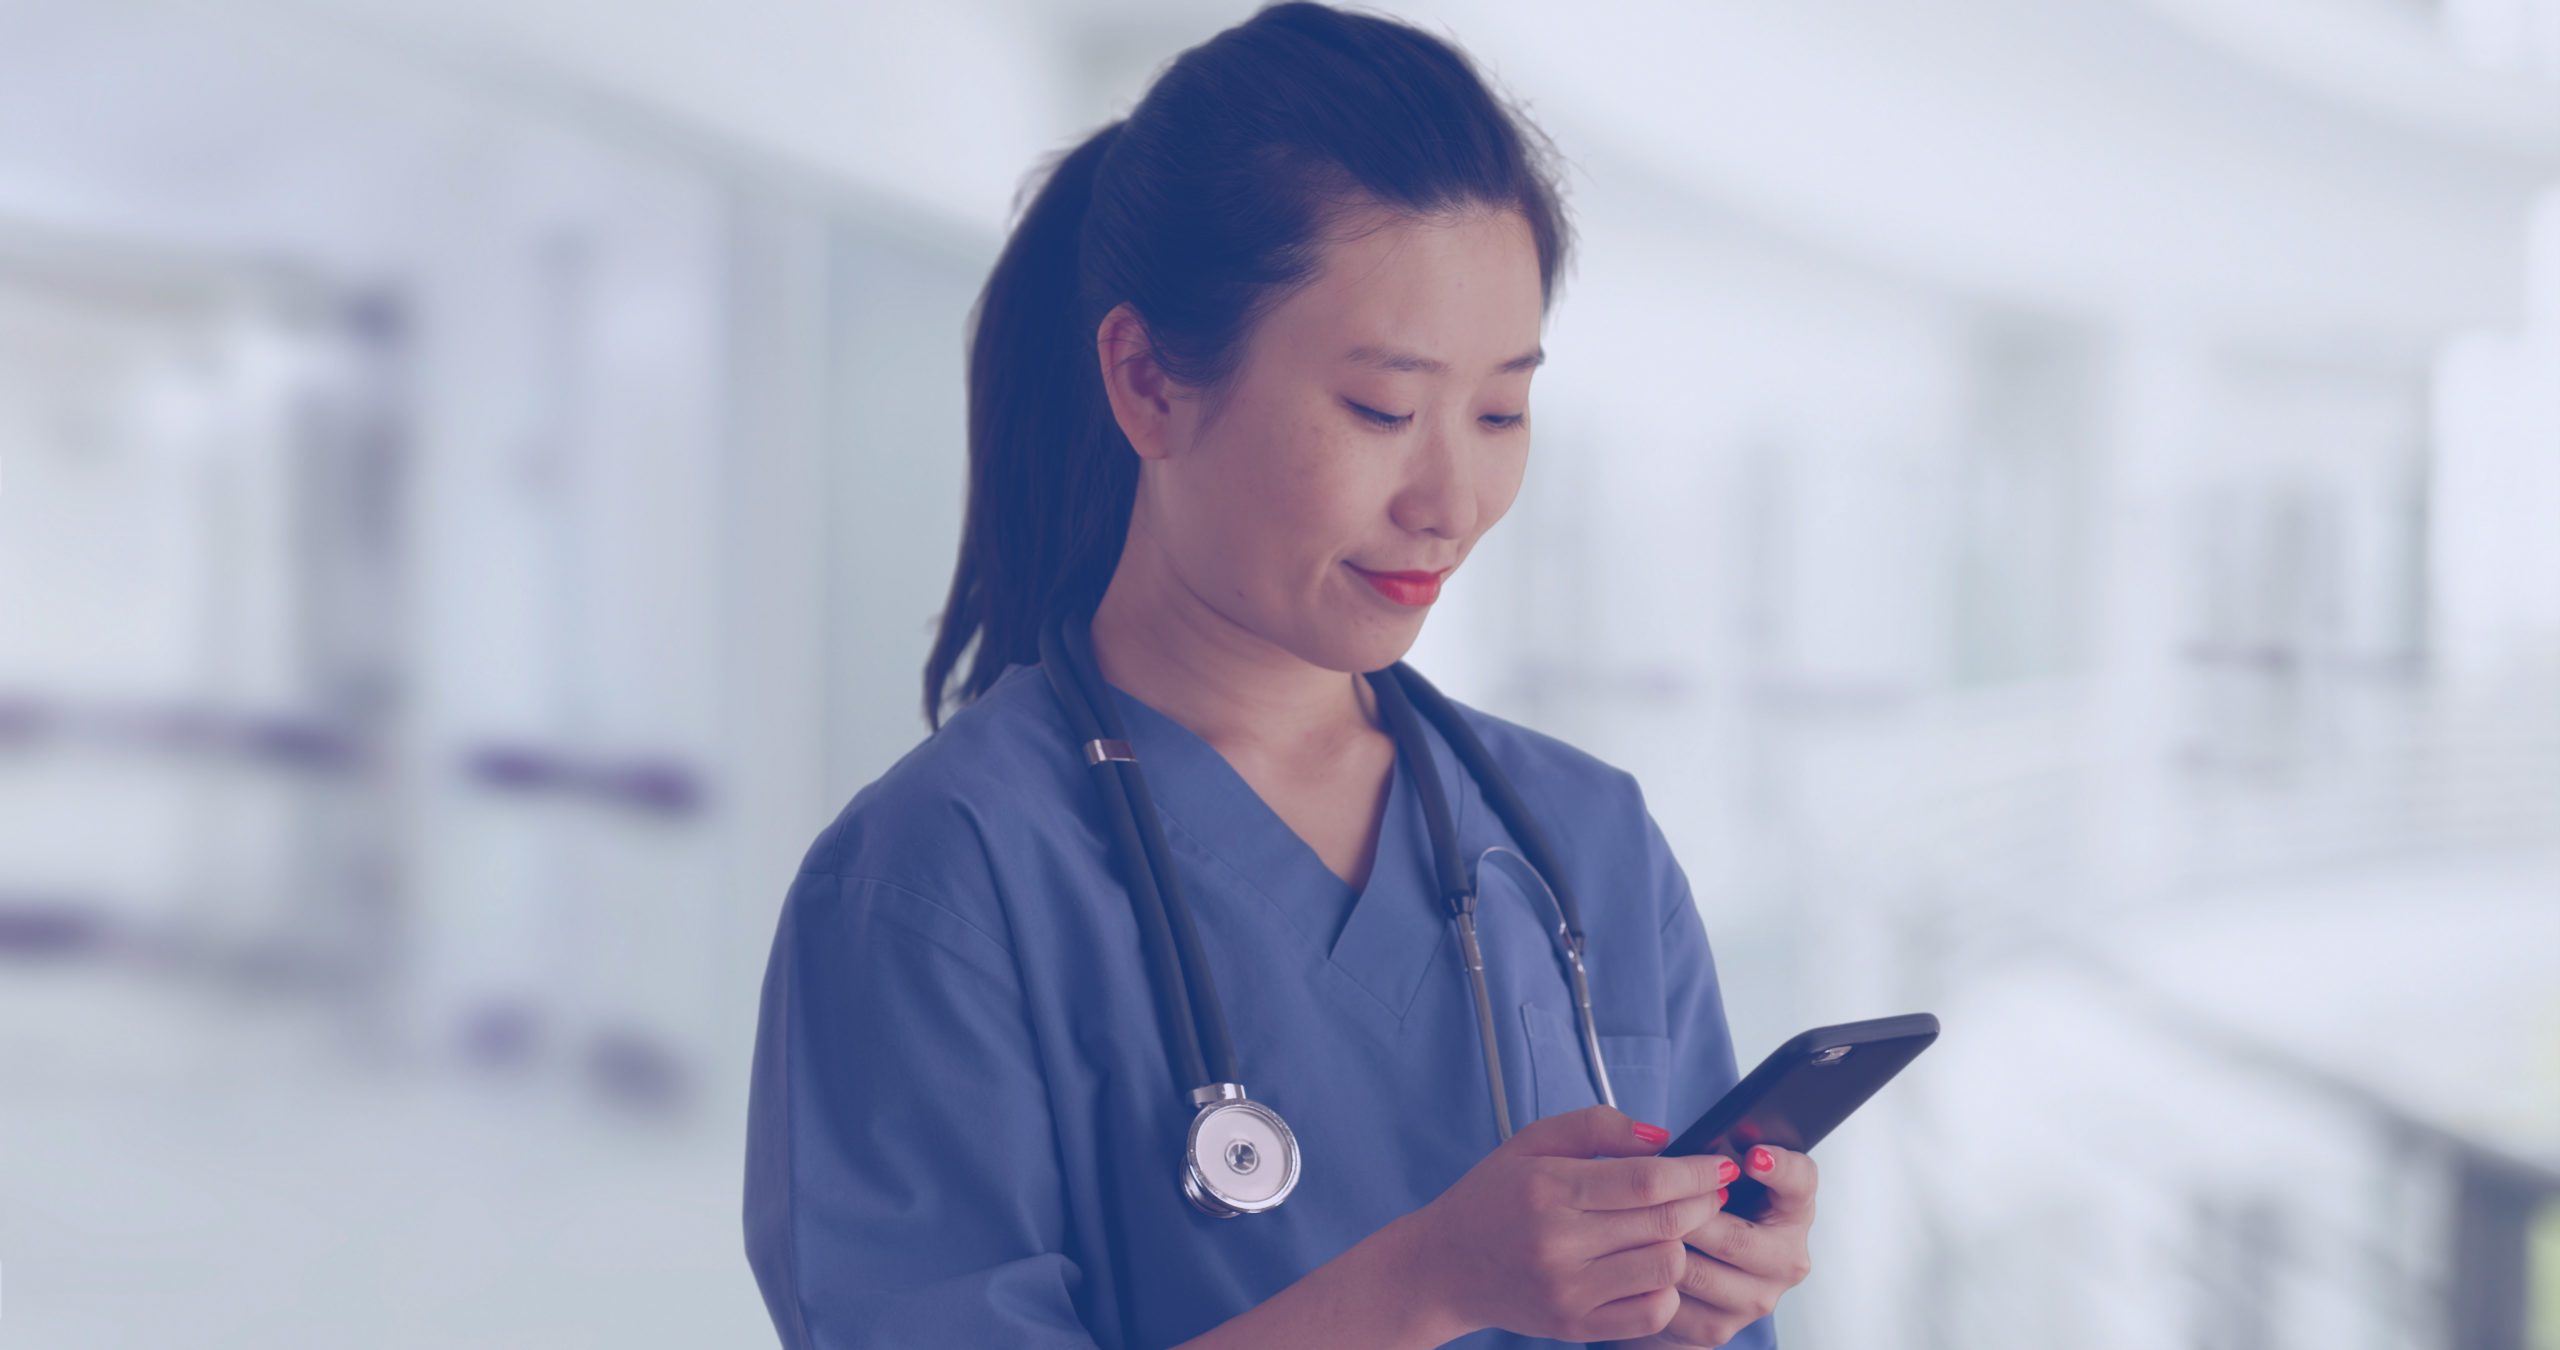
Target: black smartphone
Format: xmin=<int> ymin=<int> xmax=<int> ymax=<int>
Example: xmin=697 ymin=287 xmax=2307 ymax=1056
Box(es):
xmin=1662 ymin=1012 xmax=1940 ymax=1222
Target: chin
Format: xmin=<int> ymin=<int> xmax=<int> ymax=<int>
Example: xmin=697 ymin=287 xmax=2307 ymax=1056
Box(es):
xmin=1314 ymin=615 xmax=1423 ymax=675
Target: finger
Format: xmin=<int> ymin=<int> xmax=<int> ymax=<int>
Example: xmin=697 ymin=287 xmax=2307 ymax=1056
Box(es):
xmin=1581 ymin=1188 xmax=1729 ymax=1259
xmin=1739 ymin=1144 xmax=1819 ymax=1225
xmin=1506 ymin=1103 xmax=1676 ymax=1160
xmin=1677 ymin=1209 xmax=1796 ymax=1280
xmin=1659 ymin=1283 xmax=1774 ymax=1350
xmin=1579 ymin=1284 xmax=1684 ymax=1344
xmin=1558 ymin=1152 xmax=1736 ymax=1210
xmin=1580 ymin=1234 xmax=1688 ymax=1311
xmin=1675 ymin=1229 xmax=1775 ymax=1304
xmin=1664 ymin=1258 xmax=1771 ymax=1341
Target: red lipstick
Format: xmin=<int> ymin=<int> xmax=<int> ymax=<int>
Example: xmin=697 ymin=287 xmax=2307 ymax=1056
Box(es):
xmin=1347 ymin=563 xmax=1449 ymax=607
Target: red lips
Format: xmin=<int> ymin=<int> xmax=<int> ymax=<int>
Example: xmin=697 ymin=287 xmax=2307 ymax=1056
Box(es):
xmin=1348 ymin=563 xmax=1450 ymax=607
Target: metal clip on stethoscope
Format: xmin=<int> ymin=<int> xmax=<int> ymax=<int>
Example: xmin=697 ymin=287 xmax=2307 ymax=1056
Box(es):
xmin=1038 ymin=609 xmax=1616 ymax=1219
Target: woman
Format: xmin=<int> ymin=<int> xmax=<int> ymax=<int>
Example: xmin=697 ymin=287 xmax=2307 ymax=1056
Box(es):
xmin=743 ymin=5 xmax=1815 ymax=1346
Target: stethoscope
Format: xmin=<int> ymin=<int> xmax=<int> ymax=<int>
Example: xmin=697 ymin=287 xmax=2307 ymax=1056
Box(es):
xmin=1037 ymin=608 xmax=1617 ymax=1219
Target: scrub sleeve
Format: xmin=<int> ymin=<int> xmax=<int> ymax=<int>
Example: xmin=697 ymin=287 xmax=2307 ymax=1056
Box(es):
xmin=744 ymin=868 xmax=1101 ymax=1348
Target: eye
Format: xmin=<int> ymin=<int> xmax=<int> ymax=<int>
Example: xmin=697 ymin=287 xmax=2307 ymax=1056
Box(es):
xmin=1346 ymin=400 xmax=1527 ymax=432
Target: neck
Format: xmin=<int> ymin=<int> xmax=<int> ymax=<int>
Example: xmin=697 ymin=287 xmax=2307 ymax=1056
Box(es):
xmin=1086 ymin=539 xmax=1381 ymax=764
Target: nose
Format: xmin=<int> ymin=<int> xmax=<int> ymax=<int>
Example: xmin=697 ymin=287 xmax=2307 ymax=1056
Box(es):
xmin=1390 ymin=412 xmax=1481 ymax=541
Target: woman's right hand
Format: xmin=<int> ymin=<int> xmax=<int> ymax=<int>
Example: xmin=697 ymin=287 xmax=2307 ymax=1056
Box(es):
xmin=1398 ymin=1105 xmax=1739 ymax=1344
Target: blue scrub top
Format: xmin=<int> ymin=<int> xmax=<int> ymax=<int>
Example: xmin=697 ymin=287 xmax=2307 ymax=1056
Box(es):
xmin=744 ymin=659 xmax=1777 ymax=1350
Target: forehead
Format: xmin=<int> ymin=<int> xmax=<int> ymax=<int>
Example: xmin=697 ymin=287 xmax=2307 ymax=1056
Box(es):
xmin=1252 ymin=205 xmax=1544 ymax=374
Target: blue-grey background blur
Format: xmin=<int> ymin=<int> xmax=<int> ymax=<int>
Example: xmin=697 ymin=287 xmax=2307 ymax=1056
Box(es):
xmin=1 ymin=0 xmax=2556 ymax=1345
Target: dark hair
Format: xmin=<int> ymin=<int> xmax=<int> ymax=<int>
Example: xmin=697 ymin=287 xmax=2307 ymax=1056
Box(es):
xmin=922 ymin=0 xmax=1576 ymax=730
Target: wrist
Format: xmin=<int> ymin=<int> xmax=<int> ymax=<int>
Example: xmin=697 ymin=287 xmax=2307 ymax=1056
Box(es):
xmin=1366 ymin=1210 xmax=1477 ymax=1348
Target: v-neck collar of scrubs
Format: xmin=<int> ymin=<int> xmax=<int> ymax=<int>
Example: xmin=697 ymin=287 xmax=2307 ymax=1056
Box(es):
xmin=1093 ymin=671 xmax=1467 ymax=1039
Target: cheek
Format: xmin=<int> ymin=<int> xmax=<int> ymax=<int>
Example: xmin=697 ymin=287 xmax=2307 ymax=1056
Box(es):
xmin=1165 ymin=430 xmax=1365 ymax=594
xmin=1477 ymin=444 xmax=1531 ymax=530
xmin=1235 ymin=430 xmax=1376 ymax=540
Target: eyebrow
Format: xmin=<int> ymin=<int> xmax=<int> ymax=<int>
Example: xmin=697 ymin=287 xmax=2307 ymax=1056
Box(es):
xmin=1341 ymin=344 xmax=1545 ymax=376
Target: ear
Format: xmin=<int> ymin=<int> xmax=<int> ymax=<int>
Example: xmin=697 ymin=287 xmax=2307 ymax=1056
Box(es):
xmin=1096 ymin=301 xmax=1182 ymax=463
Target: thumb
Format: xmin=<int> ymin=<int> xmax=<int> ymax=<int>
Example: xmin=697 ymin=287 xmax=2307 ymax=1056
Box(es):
xmin=1504 ymin=1103 xmax=1674 ymax=1159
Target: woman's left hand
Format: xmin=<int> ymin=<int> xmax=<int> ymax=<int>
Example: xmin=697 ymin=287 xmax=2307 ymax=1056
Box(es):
xmin=1620 ymin=1144 xmax=1817 ymax=1348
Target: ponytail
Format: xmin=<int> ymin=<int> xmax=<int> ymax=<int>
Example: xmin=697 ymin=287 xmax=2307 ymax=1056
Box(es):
xmin=924 ymin=122 xmax=1129 ymax=731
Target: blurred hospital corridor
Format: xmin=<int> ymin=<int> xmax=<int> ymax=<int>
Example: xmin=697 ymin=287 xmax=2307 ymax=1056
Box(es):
xmin=2 ymin=0 xmax=2558 ymax=1345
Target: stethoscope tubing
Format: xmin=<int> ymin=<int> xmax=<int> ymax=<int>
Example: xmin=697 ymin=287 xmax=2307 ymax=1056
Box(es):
xmin=1038 ymin=607 xmax=1611 ymax=1144
xmin=1375 ymin=660 xmax=1593 ymax=954
xmin=1038 ymin=612 xmax=1240 ymax=1092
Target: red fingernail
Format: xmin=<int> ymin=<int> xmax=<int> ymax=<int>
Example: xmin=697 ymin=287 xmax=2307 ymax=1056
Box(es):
xmin=1717 ymin=1156 xmax=1739 ymax=1182
xmin=1632 ymin=1121 xmax=1670 ymax=1145
xmin=1717 ymin=1186 xmax=1728 ymax=1204
xmin=1750 ymin=1146 xmax=1775 ymax=1173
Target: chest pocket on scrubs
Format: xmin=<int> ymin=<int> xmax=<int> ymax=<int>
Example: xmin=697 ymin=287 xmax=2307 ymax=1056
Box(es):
xmin=1520 ymin=1001 xmax=1671 ymax=1127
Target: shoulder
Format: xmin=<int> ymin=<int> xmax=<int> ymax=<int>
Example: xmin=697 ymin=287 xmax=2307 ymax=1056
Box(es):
xmin=786 ymin=661 xmax=1078 ymax=957
xmin=1431 ymin=688 xmax=1645 ymax=815
xmin=1428 ymin=682 xmax=1687 ymax=927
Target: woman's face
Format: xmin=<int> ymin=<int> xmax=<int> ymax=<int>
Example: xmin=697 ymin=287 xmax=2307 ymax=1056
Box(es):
xmin=1106 ymin=204 xmax=1546 ymax=677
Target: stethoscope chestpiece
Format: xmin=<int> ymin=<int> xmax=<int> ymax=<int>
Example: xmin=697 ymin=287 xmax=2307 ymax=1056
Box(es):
xmin=1180 ymin=1083 xmax=1301 ymax=1218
